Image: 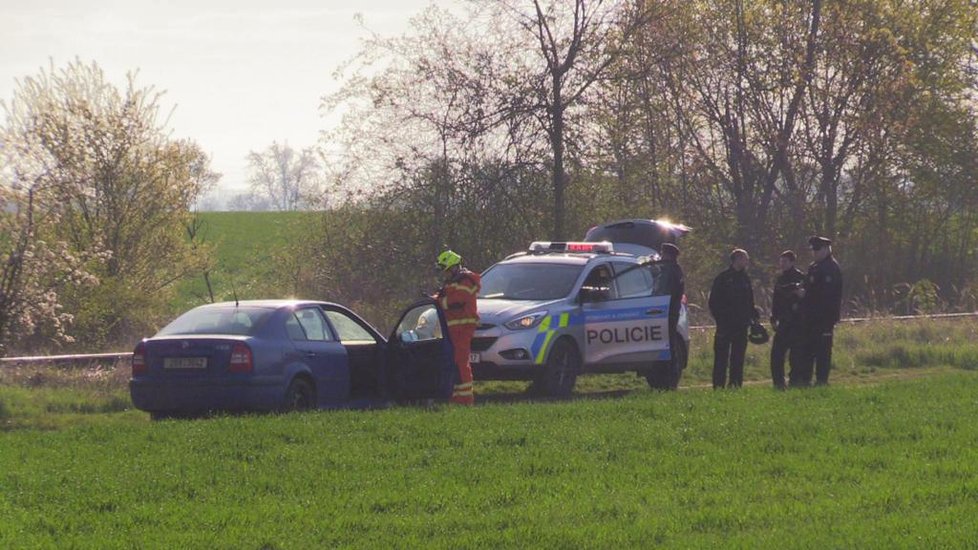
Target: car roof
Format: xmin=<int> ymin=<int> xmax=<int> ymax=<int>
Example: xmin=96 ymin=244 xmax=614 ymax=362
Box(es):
xmin=196 ymin=299 xmax=340 ymax=309
xmin=498 ymin=253 xmax=643 ymax=266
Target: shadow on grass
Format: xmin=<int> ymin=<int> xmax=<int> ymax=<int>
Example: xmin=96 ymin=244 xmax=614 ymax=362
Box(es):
xmin=44 ymin=395 xmax=132 ymax=415
xmin=143 ymin=388 xmax=642 ymax=421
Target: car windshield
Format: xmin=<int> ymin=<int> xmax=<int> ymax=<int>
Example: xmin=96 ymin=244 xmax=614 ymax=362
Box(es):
xmin=479 ymin=263 xmax=583 ymax=301
xmin=157 ymin=306 xmax=275 ymax=336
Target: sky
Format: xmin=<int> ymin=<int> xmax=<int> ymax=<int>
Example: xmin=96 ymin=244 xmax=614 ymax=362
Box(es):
xmin=0 ymin=0 xmax=446 ymax=202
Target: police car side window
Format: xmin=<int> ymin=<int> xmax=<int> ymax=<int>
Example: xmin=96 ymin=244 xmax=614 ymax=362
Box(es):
xmin=613 ymin=262 xmax=654 ymax=299
xmin=582 ymin=264 xmax=619 ymax=300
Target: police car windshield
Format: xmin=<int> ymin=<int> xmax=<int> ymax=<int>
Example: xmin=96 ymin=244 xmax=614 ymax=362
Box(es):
xmin=479 ymin=263 xmax=583 ymax=300
xmin=157 ymin=306 xmax=274 ymax=336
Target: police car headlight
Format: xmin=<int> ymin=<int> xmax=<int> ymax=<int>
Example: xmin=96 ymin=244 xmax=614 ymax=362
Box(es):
xmin=505 ymin=312 xmax=548 ymax=330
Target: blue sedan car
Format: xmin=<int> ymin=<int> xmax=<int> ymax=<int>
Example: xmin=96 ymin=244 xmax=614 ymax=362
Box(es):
xmin=129 ymin=299 xmax=456 ymax=419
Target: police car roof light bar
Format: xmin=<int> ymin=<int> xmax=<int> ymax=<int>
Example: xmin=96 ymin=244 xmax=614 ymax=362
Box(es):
xmin=528 ymin=241 xmax=614 ymax=254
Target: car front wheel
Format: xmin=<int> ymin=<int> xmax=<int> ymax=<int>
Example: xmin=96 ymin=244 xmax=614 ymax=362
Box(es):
xmin=530 ymin=338 xmax=580 ymax=397
xmin=646 ymin=337 xmax=688 ymax=390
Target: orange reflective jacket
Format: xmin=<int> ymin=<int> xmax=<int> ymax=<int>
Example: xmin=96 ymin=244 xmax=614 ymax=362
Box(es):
xmin=438 ymin=269 xmax=481 ymax=327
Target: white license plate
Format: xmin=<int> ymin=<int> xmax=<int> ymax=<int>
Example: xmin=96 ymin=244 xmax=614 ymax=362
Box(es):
xmin=469 ymin=353 xmax=480 ymax=364
xmin=163 ymin=357 xmax=208 ymax=369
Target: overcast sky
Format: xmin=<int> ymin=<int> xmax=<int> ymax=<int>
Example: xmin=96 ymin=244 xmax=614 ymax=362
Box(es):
xmin=0 ymin=0 xmax=445 ymax=197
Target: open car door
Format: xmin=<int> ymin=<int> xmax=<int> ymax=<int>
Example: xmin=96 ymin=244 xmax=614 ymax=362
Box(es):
xmin=385 ymin=299 xmax=456 ymax=402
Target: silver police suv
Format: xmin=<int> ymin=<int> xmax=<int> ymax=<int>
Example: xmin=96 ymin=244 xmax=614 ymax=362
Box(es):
xmin=471 ymin=219 xmax=690 ymax=396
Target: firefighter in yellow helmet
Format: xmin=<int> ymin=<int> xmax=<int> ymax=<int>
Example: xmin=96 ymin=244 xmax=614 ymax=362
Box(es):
xmin=435 ymin=250 xmax=481 ymax=405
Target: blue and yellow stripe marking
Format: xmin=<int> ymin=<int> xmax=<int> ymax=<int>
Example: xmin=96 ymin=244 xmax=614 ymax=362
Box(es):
xmin=530 ymin=311 xmax=576 ymax=364
xmin=527 ymin=296 xmax=672 ymax=364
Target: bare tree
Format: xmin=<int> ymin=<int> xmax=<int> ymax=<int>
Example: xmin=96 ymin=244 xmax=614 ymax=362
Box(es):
xmin=325 ymin=5 xmax=551 ymax=262
xmin=227 ymin=192 xmax=274 ymax=212
xmin=246 ymin=142 xmax=321 ymax=211
xmin=660 ymin=0 xmax=822 ymax=251
xmin=488 ymin=0 xmax=658 ymax=239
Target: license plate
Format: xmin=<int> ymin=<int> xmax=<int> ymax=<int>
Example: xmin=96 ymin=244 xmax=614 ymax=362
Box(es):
xmin=469 ymin=353 xmax=480 ymax=364
xmin=163 ymin=357 xmax=208 ymax=369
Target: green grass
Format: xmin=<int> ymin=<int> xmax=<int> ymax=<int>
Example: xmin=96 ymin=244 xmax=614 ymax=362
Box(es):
xmin=2 ymin=318 xmax=978 ymax=547
xmin=175 ymin=211 xmax=319 ymax=308
xmin=1 ymin=374 xmax=978 ymax=547
xmin=0 ymin=364 xmax=139 ymax=431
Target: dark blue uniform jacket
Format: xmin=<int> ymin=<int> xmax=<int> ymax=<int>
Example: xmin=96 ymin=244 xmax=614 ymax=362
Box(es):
xmin=708 ymin=267 xmax=755 ymax=329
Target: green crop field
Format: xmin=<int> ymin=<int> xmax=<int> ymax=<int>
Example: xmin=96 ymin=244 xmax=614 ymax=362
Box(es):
xmin=1 ymin=374 xmax=977 ymax=548
xmin=175 ymin=211 xmax=319 ymax=309
xmin=1 ymin=318 xmax=978 ymax=548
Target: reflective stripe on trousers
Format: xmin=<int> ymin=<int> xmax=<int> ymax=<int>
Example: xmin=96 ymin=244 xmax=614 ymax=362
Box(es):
xmin=449 ymin=325 xmax=475 ymax=405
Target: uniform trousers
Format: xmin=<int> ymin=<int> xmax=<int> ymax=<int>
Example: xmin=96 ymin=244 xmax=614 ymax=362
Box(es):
xmin=448 ymin=325 xmax=475 ymax=404
xmin=713 ymin=326 xmax=748 ymax=388
xmin=793 ymin=328 xmax=834 ymax=387
xmin=770 ymin=322 xmax=800 ymax=389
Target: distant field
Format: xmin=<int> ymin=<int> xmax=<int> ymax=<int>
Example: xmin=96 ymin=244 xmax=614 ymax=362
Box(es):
xmin=174 ymin=211 xmax=319 ymax=309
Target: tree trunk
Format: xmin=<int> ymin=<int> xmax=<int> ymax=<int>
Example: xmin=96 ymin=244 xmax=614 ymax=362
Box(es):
xmin=552 ymin=90 xmax=566 ymax=240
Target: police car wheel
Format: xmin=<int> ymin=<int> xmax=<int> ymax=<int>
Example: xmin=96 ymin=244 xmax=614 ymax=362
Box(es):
xmin=530 ymin=338 xmax=580 ymax=397
xmin=646 ymin=338 xmax=687 ymax=391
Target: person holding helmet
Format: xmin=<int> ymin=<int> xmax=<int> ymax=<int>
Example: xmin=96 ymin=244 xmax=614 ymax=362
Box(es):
xmin=435 ymin=249 xmax=481 ymax=405
xmin=708 ymin=248 xmax=759 ymax=389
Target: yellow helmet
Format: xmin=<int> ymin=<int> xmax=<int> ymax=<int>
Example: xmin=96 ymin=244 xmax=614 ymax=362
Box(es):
xmin=436 ymin=249 xmax=462 ymax=271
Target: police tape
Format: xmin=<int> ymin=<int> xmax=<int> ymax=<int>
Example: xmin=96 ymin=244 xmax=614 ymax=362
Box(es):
xmin=0 ymin=352 xmax=132 ymax=366
xmin=2 ymin=311 xmax=977 ymax=366
xmin=688 ymin=311 xmax=978 ymax=331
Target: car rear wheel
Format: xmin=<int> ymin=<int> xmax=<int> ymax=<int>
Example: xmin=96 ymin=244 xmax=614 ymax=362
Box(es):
xmin=282 ymin=377 xmax=316 ymax=412
xmin=150 ymin=411 xmax=175 ymax=421
xmin=530 ymin=338 xmax=580 ymax=397
xmin=646 ymin=337 xmax=687 ymax=390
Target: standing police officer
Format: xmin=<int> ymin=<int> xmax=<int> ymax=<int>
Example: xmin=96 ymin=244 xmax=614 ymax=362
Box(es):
xmin=654 ymin=243 xmax=685 ymax=389
xmin=797 ymin=236 xmax=843 ymax=386
xmin=770 ymin=250 xmax=805 ymax=390
xmin=708 ymin=249 xmax=757 ymax=389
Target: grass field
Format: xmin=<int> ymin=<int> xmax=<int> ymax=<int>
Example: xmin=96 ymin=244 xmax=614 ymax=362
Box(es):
xmin=1 ymin=318 xmax=978 ymax=547
xmin=175 ymin=211 xmax=319 ymax=309
xmin=1 ymin=374 xmax=977 ymax=548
